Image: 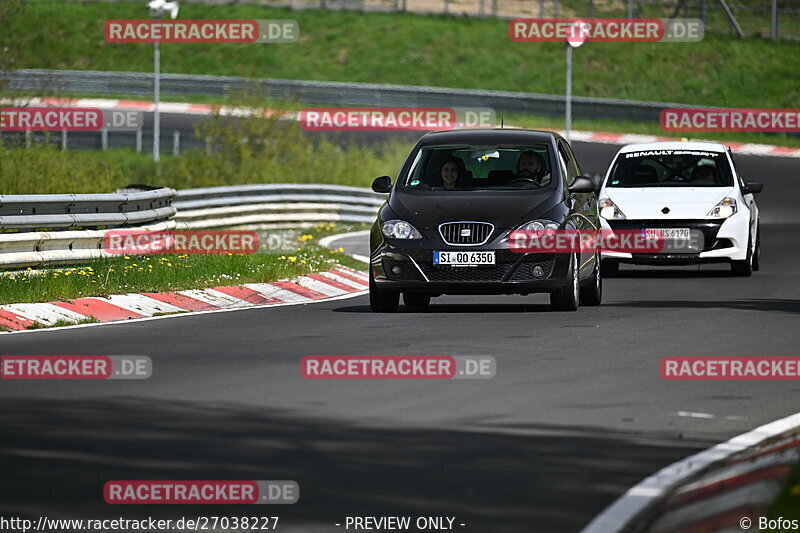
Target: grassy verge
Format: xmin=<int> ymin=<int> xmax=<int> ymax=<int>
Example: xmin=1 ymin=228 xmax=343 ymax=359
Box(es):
xmin=6 ymin=1 xmax=800 ymax=108
xmin=0 ymin=223 xmax=368 ymax=307
xmin=506 ymin=113 xmax=800 ymax=148
xmin=767 ymin=457 xmax=800 ymax=523
xmin=4 ymin=113 xmax=797 ymax=197
xmin=0 ymin=95 xmax=413 ymax=194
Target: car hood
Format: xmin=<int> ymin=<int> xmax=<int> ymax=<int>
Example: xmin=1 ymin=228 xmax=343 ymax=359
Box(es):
xmin=604 ymin=187 xmax=734 ymax=219
xmin=389 ymin=188 xmax=563 ymax=229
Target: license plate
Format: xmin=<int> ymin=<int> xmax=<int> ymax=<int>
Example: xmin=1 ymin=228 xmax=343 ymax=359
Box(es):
xmin=644 ymin=228 xmax=690 ymax=239
xmin=433 ymin=251 xmax=495 ymax=266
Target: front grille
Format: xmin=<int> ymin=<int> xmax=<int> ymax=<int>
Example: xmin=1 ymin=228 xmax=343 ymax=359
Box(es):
xmin=607 ymin=220 xmax=723 ymax=252
xmin=420 ymin=263 xmax=514 ymax=282
xmin=439 ymin=222 xmax=494 ymax=246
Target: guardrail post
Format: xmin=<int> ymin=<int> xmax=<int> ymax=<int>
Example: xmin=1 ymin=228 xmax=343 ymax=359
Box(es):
xmin=771 ymin=0 xmax=778 ymax=39
xmin=588 ymin=0 xmax=594 ymax=18
xmin=553 ymin=0 xmax=558 ymax=18
xmin=700 ymin=0 xmax=707 ymax=24
xmin=25 ymin=130 xmax=31 ymax=148
xmin=173 ymin=130 xmax=180 ymax=155
xmin=627 ymin=0 xmax=633 ymax=18
xmin=101 ymin=128 xmax=108 ymax=151
xmin=136 ymin=128 xmax=142 ymax=153
xmin=479 ymin=0 xmax=484 ymax=18
xmin=61 ymin=130 xmax=68 ymax=151
xmin=539 ymin=0 xmax=544 ymax=17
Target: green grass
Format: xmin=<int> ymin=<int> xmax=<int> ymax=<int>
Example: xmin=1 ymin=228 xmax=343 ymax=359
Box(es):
xmin=7 ymin=0 xmax=800 ymax=108
xmin=25 ymin=317 xmax=99 ymax=330
xmin=767 ymin=456 xmax=800 ymax=523
xmin=505 ymin=112 xmax=800 ymax=148
xmin=0 ymin=223 xmax=367 ymax=305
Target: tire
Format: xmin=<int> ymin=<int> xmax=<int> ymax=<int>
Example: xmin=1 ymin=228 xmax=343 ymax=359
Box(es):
xmin=601 ymin=260 xmax=619 ymax=278
xmin=369 ymin=270 xmax=399 ymax=312
xmin=731 ymin=234 xmax=754 ymax=277
xmin=752 ymin=230 xmax=761 ymax=272
xmin=550 ymin=252 xmax=580 ymax=311
xmin=580 ymin=252 xmax=602 ymax=306
xmin=403 ymin=292 xmax=431 ymax=308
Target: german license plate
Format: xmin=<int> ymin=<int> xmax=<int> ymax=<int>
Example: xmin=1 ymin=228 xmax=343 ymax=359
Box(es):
xmin=644 ymin=228 xmax=690 ymax=239
xmin=433 ymin=251 xmax=495 ymax=266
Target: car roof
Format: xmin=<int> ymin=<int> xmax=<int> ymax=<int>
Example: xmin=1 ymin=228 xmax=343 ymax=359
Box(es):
xmin=417 ymin=128 xmax=561 ymax=146
xmin=618 ymin=141 xmax=728 ymax=153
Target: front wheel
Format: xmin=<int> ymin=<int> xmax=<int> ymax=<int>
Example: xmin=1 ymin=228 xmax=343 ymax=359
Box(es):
xmin=370 ymin=270 xmax=399 ymax=312
xmin=731 ymin=235 xmax=754 ymax=277
xmin=550 ymin=253 xmax=580 ymax=311
xmin=580 ymin=252 xmax=602 ymax=306
xmin=752 ymin=230 xmax=761 ymax=271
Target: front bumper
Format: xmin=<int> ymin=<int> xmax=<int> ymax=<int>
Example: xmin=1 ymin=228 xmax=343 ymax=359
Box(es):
xmin=599 ymin=214 xmax=749 ymax=264
xmin=372 ymin=245 xmax=571 ymax=295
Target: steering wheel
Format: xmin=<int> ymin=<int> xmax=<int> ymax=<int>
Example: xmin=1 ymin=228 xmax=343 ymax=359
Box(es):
xmin=667 ymin=174 xmax=689 ymax=183
xmin=507 ymin=177 xmax=540 ymax=186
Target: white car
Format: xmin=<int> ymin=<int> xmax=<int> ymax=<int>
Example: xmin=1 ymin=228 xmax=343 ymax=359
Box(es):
xmin=597 ymin=141 xmax=762 ymax=276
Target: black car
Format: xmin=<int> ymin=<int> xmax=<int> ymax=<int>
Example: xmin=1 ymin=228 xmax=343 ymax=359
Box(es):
xmin=369 ymin=129 xmax=601 ymax=312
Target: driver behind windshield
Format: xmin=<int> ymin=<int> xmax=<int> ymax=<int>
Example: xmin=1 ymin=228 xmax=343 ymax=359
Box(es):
xmin=691 ymin=165 xmax=717 ymax=184
xmin=516 ymin=150 xmax=547 ymax=184
xmin=434 ymin=157 xmax=471 ymax=190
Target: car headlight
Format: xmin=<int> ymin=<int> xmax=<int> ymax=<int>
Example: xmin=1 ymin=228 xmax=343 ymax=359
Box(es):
xmin=707 ymin=197 xmax=738 ymax=219
xmin=381 ymin=220 xmax=422 ymax=239
xmin=599 ymin=199 xmax=627 ymax=220
xmin=517 ymin=220 xmax=560 ymax=231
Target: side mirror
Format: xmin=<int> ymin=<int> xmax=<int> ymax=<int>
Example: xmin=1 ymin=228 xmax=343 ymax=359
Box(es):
xmin=372 ymin=175 xmax=392 ymax=193
xmin=568 ymin=176 xmax=595 ymax=194
xmin=743 ymin=180 xmax=763 ymax=194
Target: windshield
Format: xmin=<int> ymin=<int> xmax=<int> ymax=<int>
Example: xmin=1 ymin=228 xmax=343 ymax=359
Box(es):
xmin=607 ymin=149 xmax=733 ymax=188
xmin=403 ymin=144 xmax=554 ymax=191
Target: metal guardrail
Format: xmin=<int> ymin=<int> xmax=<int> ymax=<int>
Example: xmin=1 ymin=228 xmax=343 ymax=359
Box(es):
xmin=0 ymin=184 xmax=381 ymax=269
xmin=0 ymin=220 xmax=177 ymax=268
xmin=174 ymin=184 xmax=384 ymax=228
xmin=7 ymin=69 xmax=699 ymax=123
xmin=0 ymin=188 xmax=177 ymax=230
